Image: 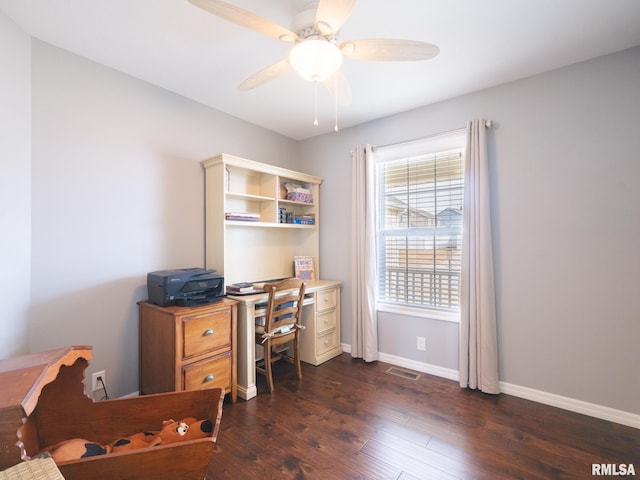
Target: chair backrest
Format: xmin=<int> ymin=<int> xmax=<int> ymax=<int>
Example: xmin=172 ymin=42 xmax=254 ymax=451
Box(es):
xmin=263 ymin=278 xmax=306 ymax=336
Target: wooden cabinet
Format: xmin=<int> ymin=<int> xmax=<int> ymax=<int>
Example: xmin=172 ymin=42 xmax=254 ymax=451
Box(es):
xmin=138 ymin=299 xmax=237 ymax=402
xmin=299 ymin=284 xmax=342 ymax=366
xmin=202 ymin=153 xmax=323 ymax=285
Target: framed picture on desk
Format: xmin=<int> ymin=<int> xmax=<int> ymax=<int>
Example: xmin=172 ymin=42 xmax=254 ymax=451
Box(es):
xmin=294 ymin=256 xmax=315 ymax=280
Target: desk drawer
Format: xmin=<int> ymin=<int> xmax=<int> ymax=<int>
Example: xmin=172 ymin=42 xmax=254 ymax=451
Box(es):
xmin=316 ymin=289 xmax=337 ymax=312
xmin=317 ymin=309 xmax=337 ymax=335
xmin=316 ymin=328 xmax=339 ymax=356
xmin=182 ymin=308 xmax=231 ymax=358
xmin=183 ymin=352 xmax=231 ymax=391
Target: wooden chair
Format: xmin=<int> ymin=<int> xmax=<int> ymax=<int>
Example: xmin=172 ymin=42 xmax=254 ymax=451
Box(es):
xmin=255 ymin=278 xmax=306 ymax=393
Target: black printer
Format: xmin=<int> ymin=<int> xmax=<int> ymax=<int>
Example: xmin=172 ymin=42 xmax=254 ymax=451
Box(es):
xmin=147 ymin=268 xmax=224 ymax=307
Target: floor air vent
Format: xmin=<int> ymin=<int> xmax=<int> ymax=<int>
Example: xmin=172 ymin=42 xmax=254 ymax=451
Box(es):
xmin=386 ymin=367 xmax=421 ymax=381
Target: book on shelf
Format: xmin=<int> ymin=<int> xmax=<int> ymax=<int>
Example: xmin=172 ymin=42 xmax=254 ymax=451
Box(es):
xmin=293 ymin=256 xmax=315 ymax=280
xmin=225 ymin=212 xmax=260 ymax=222
xmin=293 ymin=214 xmax=315 ymax=225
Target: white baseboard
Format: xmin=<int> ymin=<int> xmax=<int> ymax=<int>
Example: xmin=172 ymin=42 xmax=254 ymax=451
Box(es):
xmin=341 ymin=343 xmax=640 ymax=429
xmin=341 ymin=343 xmax=458 ymax=382
xmin=499 ymin=382 xmax=640 ymax=430
xmin=377 ymin=351 xmax=460 ymax=382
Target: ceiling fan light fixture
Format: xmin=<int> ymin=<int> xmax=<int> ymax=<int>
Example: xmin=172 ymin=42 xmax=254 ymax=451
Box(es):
xmin=289 ymin=39 xmax=343 ymax=82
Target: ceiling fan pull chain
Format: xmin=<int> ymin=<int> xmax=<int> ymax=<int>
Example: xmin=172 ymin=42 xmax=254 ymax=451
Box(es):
xmin=313 ymin=81 xmax=319 ymax=127
xmin=334 ymin=74 xmax=339 ymax=132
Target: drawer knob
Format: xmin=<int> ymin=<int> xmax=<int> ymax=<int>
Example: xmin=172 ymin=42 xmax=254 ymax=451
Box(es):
xmin=324 ymin=318 xmax=329 ymax=324
xmin=204 ymin=374 xmax=215 ymax=383
xmin=203 ymin=328 xmax=214 ymax=336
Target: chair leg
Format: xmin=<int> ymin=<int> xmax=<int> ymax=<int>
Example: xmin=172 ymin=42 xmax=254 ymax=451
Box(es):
xmin=294 ymin=336 xmax=302 ymax=381
xmin=264 ymin=342 xmax=274 ymax=393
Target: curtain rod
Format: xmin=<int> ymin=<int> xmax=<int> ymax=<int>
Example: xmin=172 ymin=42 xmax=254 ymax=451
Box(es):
xmin=372 ymin=120 xmax=493 ymax=151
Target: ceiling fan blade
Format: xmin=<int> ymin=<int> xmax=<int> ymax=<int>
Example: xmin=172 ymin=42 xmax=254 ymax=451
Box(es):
xmin=314 ymin=0 xmax=357 ymax=37
xmin=322 ymin=69 xmax=352 ymax=106
xmin=238 ymin=58 xmax=292 ymax=91
xmin=340 ymin=38 xmax=440 ymax=61
xmin=188 ymin=0 xmax=297 ymax=43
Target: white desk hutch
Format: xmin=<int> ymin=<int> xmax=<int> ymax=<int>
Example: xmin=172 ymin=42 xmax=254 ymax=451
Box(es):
xmin=202 ymin=153 xmax=342 ymax=400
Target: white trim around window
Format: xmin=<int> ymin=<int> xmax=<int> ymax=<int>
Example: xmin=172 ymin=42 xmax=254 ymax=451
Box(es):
xmin=376 ymin=302 xmax=460 ymax=323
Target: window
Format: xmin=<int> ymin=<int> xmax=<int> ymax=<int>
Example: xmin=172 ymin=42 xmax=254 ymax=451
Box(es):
xmin=374 ymin=131 xmax=466 ymax=314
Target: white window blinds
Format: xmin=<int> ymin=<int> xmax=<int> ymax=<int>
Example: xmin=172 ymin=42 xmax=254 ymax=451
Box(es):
xmin=375 ymin=131 xmax=465 ymax=311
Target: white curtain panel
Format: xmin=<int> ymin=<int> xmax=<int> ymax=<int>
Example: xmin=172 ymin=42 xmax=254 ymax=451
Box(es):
xmin=350 ymin=145 xmax=378 ymax=361
xmin=459 ymin=119 xmax=500 ymax=394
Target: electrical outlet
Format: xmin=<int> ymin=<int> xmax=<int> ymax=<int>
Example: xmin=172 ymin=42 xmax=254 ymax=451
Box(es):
xmin=92 ymin=370 xmax=106 ymax=391
xmin=417 ymin=337 xmax=426 ymax=351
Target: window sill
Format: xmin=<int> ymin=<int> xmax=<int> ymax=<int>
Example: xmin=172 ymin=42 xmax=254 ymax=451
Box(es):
xmin=376 ymin=303 xmax=460 ymax=323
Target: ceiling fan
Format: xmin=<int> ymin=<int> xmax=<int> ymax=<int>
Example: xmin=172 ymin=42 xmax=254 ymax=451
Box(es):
xmin=188 ymin=0 xmax=440 ymax=127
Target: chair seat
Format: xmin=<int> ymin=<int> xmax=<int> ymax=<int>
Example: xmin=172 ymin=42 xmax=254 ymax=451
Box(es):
xmin=255 ymin=324 xmax=295 ymax=336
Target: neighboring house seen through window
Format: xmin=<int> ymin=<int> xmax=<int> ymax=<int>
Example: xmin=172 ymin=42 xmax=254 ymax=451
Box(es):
xmin=375 ymin=131 xmax=466 ymax=318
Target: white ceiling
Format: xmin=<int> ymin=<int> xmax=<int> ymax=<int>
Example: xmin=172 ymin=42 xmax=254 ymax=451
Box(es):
xmin=2 ymin=0 xmax=640 ymax=140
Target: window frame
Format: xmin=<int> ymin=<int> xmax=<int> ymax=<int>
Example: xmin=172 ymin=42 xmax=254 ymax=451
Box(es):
xmin=373 ymin=129 xmax=466 ymax=321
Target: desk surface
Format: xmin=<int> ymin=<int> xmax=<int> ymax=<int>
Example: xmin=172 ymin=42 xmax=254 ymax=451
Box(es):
xmin=226 ymin=279 xmax=341 ymax=305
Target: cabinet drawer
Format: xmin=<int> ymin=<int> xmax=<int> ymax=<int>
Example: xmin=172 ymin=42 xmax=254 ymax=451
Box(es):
xmin=182 ymin=308 xmax=231 ymax=358
xmin=183 ymin=352 xmax=231 ymax=391
xmin=317 ymin=309 xmax=337 ymax=335
xmin=316 ymin=328 xmax=339 ymax=356
xmin=316 ymin=289 xmax=336 ymax=312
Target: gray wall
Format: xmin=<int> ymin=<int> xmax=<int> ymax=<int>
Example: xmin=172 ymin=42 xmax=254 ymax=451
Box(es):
xmin=0 ymin=12 xmax=31 ymax=358
xmin=25 ymin=39 xmax=298 ymax=398
xmin=300 ymin=46 xmax=640 ymax=416
xmin=3 ymin=6 xmax=638 ymax=418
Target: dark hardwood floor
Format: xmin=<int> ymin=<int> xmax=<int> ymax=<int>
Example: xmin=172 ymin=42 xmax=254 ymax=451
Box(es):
xmin=206 ymin=354 xmax=640 ymax=479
